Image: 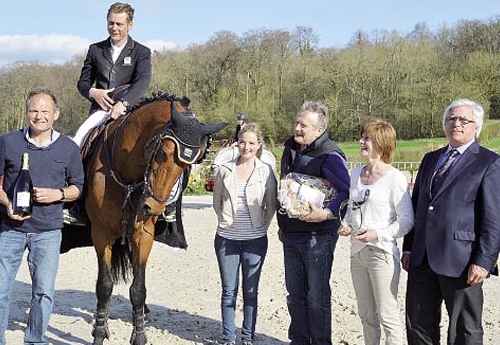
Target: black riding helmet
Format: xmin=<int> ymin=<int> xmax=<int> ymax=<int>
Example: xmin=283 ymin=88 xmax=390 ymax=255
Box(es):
xmin=236 ymin=113 xmax=247 ymax=122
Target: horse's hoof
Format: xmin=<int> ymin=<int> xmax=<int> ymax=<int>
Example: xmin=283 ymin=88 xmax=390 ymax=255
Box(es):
xmin=130 ymin=330 xmax=147 ymax=345
xmin=92 ymin=327 xmax=110 ymax=345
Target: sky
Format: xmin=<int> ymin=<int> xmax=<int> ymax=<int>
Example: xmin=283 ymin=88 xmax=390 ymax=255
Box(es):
xmin=1 ymin=0 xmax=499 ymax=68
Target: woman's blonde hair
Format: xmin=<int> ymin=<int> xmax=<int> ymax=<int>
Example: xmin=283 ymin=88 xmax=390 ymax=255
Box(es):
xmin=360 ymin=119 xmax=397 ymax=164
xmin=238 ymin=123 xmax=263 ymax=158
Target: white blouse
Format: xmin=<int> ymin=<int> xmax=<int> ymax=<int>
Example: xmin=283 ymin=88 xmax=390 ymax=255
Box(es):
xmin=345 ymin=166 xmax=415 ymax=258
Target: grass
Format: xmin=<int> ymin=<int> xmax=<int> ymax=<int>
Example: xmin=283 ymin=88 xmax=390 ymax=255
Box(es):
xmin=191 ymin=120 xmax=500 ymax=194
xmin=270 ymin=138 xmax=449 ymax=165
xmin=271 ymin=119 xmax=500 ymax=165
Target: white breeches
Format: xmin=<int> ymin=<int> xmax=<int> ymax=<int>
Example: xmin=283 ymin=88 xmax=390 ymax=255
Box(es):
xmin=72 ymin=110 xmax=109 ymax=147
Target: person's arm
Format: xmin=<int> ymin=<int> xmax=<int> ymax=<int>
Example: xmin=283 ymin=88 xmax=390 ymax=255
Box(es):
xmin=471 ymin=157 xmax=500 ymax=282
xmin=32 ymin=143 xmax=84 ymax=204
xmin=76 ymin=45 xmax=96 ymax=101
xmin=263 ymin=165 xmax=278 ymax=227
xmin=212 ymin=166 xmax=224 ymax=215
xmin=119 ymin=44 xmax=152 ymax=106
xmin=301 ymin=153 xmax=350 ymax=223
xmin=375 ymin=170 xmax=415 ymax=241
xmin=322 ymin=152 xmax=350 ymax=219
xmin=109 ymin=44 xmax=152 ymax=119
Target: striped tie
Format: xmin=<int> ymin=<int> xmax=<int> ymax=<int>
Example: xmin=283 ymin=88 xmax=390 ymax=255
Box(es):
xmin=431 ymin=149 xmax=459 ymax=197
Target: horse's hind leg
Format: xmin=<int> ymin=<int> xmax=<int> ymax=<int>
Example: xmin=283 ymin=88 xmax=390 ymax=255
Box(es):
xmin=92 ymin=253 xmax=114 ymax=345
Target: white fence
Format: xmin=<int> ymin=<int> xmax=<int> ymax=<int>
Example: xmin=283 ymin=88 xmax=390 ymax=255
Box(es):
xmin=198 ymin=160 xmax=421 ymax=183
xmin=347 ymin=161 xmax=420 ymax=171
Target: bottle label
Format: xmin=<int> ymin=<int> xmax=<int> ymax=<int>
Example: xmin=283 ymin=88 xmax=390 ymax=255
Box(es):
xmin=16 ymin=191 xmax=31 ymax=207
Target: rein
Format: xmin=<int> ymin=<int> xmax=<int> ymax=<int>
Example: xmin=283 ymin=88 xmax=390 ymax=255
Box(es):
xmin=102 ymin=104 xmax=205 ymax=224
xmin=101 ymin=110 xmax=174 ymax=242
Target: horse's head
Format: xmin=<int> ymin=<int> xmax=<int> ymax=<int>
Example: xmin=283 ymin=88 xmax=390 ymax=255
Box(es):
xmin=140 ymin=97 xmax=227 ymax=216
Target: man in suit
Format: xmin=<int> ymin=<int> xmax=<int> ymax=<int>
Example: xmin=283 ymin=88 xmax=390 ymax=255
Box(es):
xmin=402 ymin=98 xmax=500 ymax=345
xmin=73 ymin=1 xmax=151 ymax=146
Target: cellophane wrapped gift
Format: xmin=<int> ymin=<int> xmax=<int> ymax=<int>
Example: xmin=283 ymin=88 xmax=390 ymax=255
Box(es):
xmin=278 ymin=172 xmax=337 ymax=218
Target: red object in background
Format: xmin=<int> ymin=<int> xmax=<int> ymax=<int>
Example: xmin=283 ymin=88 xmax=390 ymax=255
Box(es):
xmin=204 ymin=179 xmax=215 ymax=192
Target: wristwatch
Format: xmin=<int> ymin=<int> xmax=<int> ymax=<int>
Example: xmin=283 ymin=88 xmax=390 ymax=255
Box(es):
xmin=325 ymin=208 xmax=336 ymax=220
xmin=120 ymin=99 xmax=130 ymax=108
xmin=59 ymin=188 xmax=65 ymax=201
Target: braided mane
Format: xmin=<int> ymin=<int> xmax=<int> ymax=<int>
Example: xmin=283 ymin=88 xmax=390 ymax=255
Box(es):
xmin=129 ymin=92 xmax=191 ymax=112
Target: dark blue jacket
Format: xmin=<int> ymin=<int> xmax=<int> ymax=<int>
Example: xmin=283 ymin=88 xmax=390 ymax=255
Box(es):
xmin=77 ymin=36 xmax=152 ymax=115
xmin=403 ymin=141 xmax=500 ymax=276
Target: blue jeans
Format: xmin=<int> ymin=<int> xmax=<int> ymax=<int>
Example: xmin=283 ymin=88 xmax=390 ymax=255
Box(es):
xmin=283 ymin=233 xmax=338 ymax=345
xmin=0 ymin=229 xmax=61 ymax=345
xmin=214 ymin=234 xmax=268 ymax=343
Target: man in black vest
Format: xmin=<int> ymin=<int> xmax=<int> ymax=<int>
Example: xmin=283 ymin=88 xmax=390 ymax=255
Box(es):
xmin=277 ymin=100 xmax=350 ymax=345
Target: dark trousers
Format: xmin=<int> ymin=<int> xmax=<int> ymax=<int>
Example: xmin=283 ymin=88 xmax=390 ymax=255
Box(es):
xmin=406 ymin=263 xmax=484 ymax=345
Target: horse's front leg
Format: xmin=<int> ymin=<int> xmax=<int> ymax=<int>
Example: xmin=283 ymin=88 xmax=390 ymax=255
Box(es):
xmin=129 ymin=265 xmax=147 ymax=345
xmin=128 ymin=233 xmax=153 ymax=345
xmin=92 ymin=252 xmax=114 ymax=345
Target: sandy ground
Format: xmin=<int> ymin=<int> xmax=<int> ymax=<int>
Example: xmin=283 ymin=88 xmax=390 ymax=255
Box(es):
xmin=5 ymin=195 xmax=500 ymax=345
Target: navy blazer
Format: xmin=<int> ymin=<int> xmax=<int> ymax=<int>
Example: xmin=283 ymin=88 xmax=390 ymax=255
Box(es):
xmin=403 ymin=141 xmax=500 ymax=277
xmin=77 ymin=36 xmax=152 ymax=115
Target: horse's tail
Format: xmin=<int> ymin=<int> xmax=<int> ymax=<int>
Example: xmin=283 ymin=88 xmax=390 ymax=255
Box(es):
xmin=110 ymin=238 xmax=132 ymax=283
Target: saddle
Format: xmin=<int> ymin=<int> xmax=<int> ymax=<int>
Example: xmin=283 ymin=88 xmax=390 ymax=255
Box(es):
xmin=80 ymin=84 xmax=131 ymax=161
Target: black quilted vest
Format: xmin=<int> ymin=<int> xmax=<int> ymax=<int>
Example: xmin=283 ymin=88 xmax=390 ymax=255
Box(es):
xmin=278 ymin=132 xmax=345 ymax=234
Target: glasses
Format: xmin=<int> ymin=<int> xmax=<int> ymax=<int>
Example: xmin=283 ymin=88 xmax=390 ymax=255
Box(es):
xmin=445 ymin=116 xmax=475 ymax=126
xmin=339 ymin=189 xmax=370 ymax=236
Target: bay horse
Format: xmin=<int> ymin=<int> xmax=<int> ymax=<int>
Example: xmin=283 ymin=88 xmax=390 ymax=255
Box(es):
xmin=84 ymin=92 xmax=226 ymax=345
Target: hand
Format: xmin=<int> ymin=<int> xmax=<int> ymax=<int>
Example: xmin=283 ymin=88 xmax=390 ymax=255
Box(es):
xmin=109 ymin=101 xmax=127 ymax=119
xmin=89 ymin=87 xmax=115 ymax=111
xmin=32 ymin=187 xmax=62 ymax=204
xmin=299 ymin=203 xmax=328 ymax=223
xmin=6 ymin=200 xmax=30 ymax=221
xmin=278 ymin=228 xmax=284 ymax=243
xmin=401 ymin=253 xmax=411 ymax=272
xmin=353 ymin=228 xmax=378 ymax=242
xmin=467 ymin=264 xmax=488 ymax=285
xmin=338 ymin=220 xmax=352 ymax=236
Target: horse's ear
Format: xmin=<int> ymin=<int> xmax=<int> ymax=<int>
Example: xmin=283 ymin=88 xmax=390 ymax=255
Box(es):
xmin=201 ymin=122 xmax=229 ymax=135
xmin=180 ymin=96 xmax=190 ymax=108
xmin=170 ymin=101 xmax=183 ymax=123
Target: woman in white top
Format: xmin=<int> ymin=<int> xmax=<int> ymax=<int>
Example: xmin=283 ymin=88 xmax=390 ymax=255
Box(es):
xmin=212 ymin=123 xmax=277 ymax=345
xmin=339 ymin=119 xmax=414 ymax=345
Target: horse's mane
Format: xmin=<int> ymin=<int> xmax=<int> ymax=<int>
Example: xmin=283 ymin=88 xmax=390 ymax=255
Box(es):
xmin=128 ymin=92 xmax=191 ymax=112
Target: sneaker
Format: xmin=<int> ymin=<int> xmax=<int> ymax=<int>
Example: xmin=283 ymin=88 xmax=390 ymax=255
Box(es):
xmin=63 ymin=208 xmax=88 ymax=226
xmin=242 ymin=342 xmax=253 ymax=345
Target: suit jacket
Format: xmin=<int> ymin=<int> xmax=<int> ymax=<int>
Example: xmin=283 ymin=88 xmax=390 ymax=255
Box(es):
xmin=403 ymin=141 xmax=500 ymax=277
xmin=77 ymin=36 xmax=152 ymax=115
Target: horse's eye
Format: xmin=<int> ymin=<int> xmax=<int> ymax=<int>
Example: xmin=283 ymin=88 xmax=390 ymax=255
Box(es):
xmin=158 ymin=147 xmax=168 ymax=160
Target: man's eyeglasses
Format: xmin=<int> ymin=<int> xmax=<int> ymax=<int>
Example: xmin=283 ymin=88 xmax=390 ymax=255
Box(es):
xmin=445 ymin=116 xmax=475 ymax=126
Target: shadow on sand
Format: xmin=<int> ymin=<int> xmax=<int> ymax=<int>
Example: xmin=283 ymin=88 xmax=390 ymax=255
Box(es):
xmin=8 ymin=280 xmax=287 ymax=345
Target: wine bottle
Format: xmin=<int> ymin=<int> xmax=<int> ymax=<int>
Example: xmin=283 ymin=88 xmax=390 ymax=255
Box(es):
xmin=13 ymin=152 xmax=33 ymax=216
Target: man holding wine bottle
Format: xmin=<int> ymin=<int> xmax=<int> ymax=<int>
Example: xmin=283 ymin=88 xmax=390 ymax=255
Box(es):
xmin=0 ymin=87 xmax=84 ymax=345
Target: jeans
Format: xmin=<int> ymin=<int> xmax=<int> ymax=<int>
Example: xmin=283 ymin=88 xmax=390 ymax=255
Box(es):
xmin=351 ymin=246 xmax=402 ymax=345
xmin=214 ymin=234 xmax=268 ymax=343
xmin=0 ymin=229 xmax=62 ymax=345
xmin=283 ymin=233 xmax=337 ymax=345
